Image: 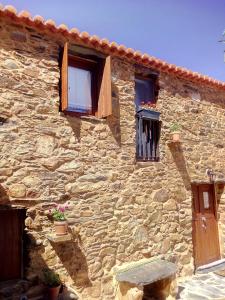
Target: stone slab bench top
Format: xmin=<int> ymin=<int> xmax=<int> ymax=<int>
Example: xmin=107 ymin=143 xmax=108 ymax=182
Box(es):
xmin=115 ymin=258 xmax=176 ymax=286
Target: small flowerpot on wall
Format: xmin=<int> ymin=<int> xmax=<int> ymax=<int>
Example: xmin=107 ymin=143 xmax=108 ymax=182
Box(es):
xmin=48 ymin=285 xmax=61 ymax=300
xmin=43 ymin=269 xmax=61 ymax=300
xmin=170 ymin=123 xmax=181 ymax=142
xmin=172 ymin=131 xmax=180 ymax=142
xmin=54 ymin=220 xmax=68 ymax=235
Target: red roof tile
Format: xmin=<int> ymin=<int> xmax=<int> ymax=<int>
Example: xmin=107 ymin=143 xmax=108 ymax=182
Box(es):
xmin=0 ymin=4 xmax=225 ymax=90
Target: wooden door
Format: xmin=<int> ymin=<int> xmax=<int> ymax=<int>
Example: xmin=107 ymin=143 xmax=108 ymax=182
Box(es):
xmin=192 ymin=184 xmax=220 ymax=267
xmin=0 ymin=209 xmax=25 ymax=281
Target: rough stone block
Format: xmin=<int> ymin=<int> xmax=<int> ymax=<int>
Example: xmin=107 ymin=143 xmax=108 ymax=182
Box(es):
xmin=11 ymin=31 xmax=27 ymax=42
xmin=8 ymin=183 xmax=26 ymax=198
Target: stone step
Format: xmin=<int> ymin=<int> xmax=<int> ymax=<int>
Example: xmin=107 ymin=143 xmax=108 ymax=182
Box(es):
xmin=196 ymin=259 xmax=225 ymax=274
xmin=0 ymin=278 xmax=44 ymax=300
xmin=29 ymin=296 xmax=45 ymax=300
xmin=25 ymin=284 xmax=45 ymax=298
xmin=177 ymin=272 xmax=225 ymax=300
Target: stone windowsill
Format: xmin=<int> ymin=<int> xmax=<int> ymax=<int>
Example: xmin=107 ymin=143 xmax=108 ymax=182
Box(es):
xmin=135 ymin=161 xmax=159 ymax=168
xmin=46 ymin=233 xmax=72 ymax=243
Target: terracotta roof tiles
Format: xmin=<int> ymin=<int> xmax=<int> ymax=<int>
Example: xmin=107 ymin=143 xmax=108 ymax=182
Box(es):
xmin=0 ymin=4 xmax=225 ymax=90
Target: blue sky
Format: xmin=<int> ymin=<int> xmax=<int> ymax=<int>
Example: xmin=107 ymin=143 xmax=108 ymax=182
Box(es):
xmin=1 ymin=0 xmax=225 ymax=81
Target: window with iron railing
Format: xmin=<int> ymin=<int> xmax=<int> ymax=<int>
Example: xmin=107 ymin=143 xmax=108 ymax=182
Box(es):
xmin=136 ymin=110 xmax=161 ymax=161
xmin=135 ymin=74 xmax=161 ymax=161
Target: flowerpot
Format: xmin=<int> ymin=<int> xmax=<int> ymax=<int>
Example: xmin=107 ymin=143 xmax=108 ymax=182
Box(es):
xmin=48 ymin=285 xmax=60 ymax=300
xmin=54 ymin=220 xmax=68 ymax=235
xmin=172 ymin=131 xmax=180 ymax=142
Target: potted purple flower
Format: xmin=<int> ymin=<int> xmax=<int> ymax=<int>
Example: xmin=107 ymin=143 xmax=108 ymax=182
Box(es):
xmin=49 ymin=202 xmax=70 ymax=235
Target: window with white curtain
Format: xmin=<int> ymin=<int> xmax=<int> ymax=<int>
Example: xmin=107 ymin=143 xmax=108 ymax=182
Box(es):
xmin=68 ymin=66 xmax=92 ymax=113
xmin=61 ymin=43 xmax=112 ymax=117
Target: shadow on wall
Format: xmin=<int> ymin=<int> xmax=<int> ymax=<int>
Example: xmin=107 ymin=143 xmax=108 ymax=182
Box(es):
xmin=63 ymin=82 xmax=122 ymax=147
xmin=65 ymin=115 xmax=82 ymax=142
xmin=50 ymin=237 xmax=91 ymax=288
xmin=0 ymin=184 xmax=10 ymax=204
xmin=215 ymin=183 xmax=225 ymax=207
xmin=168 ymin=142 xmax=191 ymax=191
xmin=27 ymin=232 xmax=91 ymax=295
xmin=107 ymin=82 xmax=121 ymax=146
xmin=25 ymin=209 xmax=91 ymax=287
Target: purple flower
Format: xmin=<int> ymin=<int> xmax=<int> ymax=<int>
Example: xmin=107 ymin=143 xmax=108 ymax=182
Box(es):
xmin=59 ymin=206 xmax=65 ymax=212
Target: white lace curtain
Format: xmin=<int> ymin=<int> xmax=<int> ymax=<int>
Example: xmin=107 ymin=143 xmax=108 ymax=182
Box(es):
xmin=68 ymin=66 xmax=92 ymax=113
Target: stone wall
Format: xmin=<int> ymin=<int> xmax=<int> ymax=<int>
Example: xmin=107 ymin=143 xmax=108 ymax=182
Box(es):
xmin=0 ymin=16 xmax=225 ymax=299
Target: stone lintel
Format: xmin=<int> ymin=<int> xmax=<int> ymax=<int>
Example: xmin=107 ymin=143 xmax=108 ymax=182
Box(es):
xmin=214 ymin=179 xmax=225 ymax=184
xmin=47 ymin=233 xmax=72 ymax=243
xmin=191 ymin=179 xmax=225 ymax=185
xmin=116 ymin=259 xmax=176 ymax=286
xmin=191 ymin=180 xmax=212 ymax=184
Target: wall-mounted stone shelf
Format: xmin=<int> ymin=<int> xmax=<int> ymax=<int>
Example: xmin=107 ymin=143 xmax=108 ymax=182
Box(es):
xmin=167 ymin=140 xmax=182 ymax=145
xmin=47 ymin=233 xmax=72 ymax=243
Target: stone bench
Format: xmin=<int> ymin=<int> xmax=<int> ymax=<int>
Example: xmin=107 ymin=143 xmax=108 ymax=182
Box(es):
xmin=114 ymin=258 xmax=177 ymax=300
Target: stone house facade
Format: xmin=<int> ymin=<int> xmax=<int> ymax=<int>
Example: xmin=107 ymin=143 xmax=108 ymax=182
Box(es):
xmin=0 ymin=5 xmax=225 ymax=300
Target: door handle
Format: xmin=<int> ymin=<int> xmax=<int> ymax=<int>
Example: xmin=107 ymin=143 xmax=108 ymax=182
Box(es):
xmin=201 ymin=216 xmax=207 ymax=230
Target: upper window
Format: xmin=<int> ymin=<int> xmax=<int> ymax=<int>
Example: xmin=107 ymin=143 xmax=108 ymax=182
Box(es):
xmin=135 ymin=74 xmax=161 ymax=161
xmin=61 ymin=42 xmax=112 ymax=118
xmin=135 ymin=75 xmax=157 ymax=107
xmin=68 ymin=56 xmax=97 ymax=114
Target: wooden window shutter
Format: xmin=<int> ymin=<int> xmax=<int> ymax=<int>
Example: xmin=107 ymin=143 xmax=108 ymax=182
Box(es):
xmin=61 ymin=42 xmax=68 ymax=111
xmin=96 ymin=56 xmax=112 ymax=118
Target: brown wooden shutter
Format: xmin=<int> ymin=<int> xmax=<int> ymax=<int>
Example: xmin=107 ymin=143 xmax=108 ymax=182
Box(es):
xmin=61 ymin=42 xmax=68 ymax=111
xmin=96 ymin=56 xmax=112 ymax=118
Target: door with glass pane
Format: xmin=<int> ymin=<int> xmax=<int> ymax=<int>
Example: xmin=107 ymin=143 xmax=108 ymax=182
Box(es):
xmin=192 ymin=184 xmax=220 ymax=267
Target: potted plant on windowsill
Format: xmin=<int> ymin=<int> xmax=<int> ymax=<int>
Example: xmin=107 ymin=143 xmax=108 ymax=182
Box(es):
xmin=170 ymin=123 xmax=181 ymax=142
xmin=49 ymin=202 xmax=70 ymax=235
xmin=43 ymin=268 xmax=61 ymax=300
